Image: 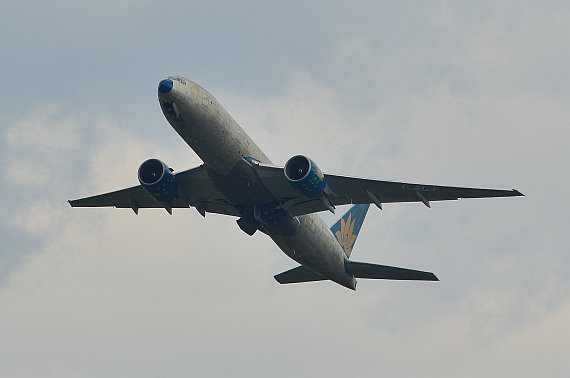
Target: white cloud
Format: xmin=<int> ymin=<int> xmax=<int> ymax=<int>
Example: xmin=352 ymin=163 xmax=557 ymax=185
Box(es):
xmin=5 ymin=103 xmax=80 ymax=152
xmin=2 ymin=76 xmax=566 ymax=377
xmin=2 ymin=103 xmax=82 ymax=189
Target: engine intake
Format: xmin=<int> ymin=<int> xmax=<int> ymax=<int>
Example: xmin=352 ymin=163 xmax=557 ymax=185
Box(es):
xmin=138 ymin=159 xmax=178 ymax=202
xmin=284 ymin=155 xmax=326 ymax=198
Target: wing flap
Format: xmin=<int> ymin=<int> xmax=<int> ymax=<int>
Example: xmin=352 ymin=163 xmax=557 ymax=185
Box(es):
xmin=348 ymin=261 xmax=439 ymax=281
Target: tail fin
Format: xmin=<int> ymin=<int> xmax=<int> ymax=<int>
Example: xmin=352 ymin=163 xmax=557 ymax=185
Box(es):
xmin=330 ymin=204 xmax=370 ymax=258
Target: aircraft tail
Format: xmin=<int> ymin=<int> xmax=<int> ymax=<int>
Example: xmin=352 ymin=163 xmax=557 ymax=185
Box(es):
xmin=330 ymin=204 xmax=370 ymax=258
xmin=274 ymin=203 xmax=439 ymax=288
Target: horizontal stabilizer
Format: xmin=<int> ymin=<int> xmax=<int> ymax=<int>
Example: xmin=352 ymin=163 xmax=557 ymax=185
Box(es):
xmin=348 ymin=261 xmax=439 ymax=281
xmin=274 ymin=265 xmax=327 ymax=284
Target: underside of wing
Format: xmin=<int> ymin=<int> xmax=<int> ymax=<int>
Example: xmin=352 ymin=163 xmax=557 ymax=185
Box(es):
xmin=253 ymin=164 xmax=523 ymax=216
xmin=69 ymin=184 xmax=184 ymax=208
xmin=324 ymin=174 xmax=524 ymax=208
xmin=69 ymin=165 xmax=240 ymax=216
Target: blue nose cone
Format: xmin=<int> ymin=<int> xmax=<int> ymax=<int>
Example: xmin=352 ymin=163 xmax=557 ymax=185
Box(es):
xmin=158 ymin=79 xmax=173 ymax=94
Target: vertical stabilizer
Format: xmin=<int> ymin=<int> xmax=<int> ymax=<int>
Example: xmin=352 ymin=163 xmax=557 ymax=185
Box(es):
xmin=330 ymin=204 xmax=370 ymax=258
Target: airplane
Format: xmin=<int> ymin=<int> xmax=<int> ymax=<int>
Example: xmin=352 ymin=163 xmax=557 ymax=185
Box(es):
xmin=69 ymin=76 xmax=524 ymax=290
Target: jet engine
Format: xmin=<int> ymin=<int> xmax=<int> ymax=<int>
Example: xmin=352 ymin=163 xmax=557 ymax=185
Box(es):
xmin=284 ymin=155 xmax=326 ymax=198
xmin=138 ymin=159 xmax=178 ymax=202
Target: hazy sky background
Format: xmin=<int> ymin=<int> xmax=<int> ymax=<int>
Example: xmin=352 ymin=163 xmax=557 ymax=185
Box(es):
xmin=1 ymin=1 xmax=569 ymax=377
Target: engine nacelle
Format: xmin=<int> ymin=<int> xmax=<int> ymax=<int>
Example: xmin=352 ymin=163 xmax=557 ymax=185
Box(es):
xmin=138 ymin=159 xmax=178 ymax=202
xmin=284 ymin=155 xmax=326 ymax=198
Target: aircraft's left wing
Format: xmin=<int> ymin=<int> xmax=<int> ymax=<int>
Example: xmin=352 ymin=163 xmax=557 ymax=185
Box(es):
xmin=253 ymin=164 xmax=524 ymax=216
xmin=69 ymin=166 xmax=240 ymax=216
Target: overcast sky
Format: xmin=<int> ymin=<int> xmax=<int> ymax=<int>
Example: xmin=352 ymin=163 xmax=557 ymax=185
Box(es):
xmin=1 ymin=1 xmax=569 ymax=377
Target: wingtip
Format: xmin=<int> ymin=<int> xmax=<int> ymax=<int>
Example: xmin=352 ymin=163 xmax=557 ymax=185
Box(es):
xmin=513 ymin=189 xmax=525 ymax=197
xmin=427 ymin=272 xmax=440 ymax=281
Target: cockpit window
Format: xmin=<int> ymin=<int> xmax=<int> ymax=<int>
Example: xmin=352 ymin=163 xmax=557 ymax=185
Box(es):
xmin=169 ymin=76 xmax=187 ymax=85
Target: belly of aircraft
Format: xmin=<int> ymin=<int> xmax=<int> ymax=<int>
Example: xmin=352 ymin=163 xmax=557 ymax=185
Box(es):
xmin=208 ymin=159 xmax=350 ymax=284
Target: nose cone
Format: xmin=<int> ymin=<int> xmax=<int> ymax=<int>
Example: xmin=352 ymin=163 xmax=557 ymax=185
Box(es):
xmin=158 ymin=79 xmax=173 ymax=94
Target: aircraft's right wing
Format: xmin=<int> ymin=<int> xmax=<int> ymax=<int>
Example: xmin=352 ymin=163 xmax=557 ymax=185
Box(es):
xmin=323 ymin=173 xmax=524 ymax=207
xmin=253 ymin=164 xmax=524 ymax=216
xmin=69 ymin=165 xmax=240 ymax=216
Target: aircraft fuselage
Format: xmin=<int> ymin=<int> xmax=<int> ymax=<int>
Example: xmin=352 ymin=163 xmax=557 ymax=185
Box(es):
xmin=158 ymin=76 xmax=356 ymax=289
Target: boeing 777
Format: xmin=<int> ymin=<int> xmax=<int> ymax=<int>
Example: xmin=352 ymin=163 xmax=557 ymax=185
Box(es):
xmin=69 ymin=76 xmax=524 ymax=290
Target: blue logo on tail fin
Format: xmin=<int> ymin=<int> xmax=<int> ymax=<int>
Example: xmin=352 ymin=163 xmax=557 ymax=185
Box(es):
xmin=330 ymin=204 xmax=370 ymax=258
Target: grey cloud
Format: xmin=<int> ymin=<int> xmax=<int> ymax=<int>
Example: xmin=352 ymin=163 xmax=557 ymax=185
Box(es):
xmin=1 ymin=1 xmax=568 ymax=377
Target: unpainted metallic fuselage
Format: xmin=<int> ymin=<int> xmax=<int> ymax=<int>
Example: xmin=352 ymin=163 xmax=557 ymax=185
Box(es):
xmin=158 ymin=77 xmax=356 ymax=289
